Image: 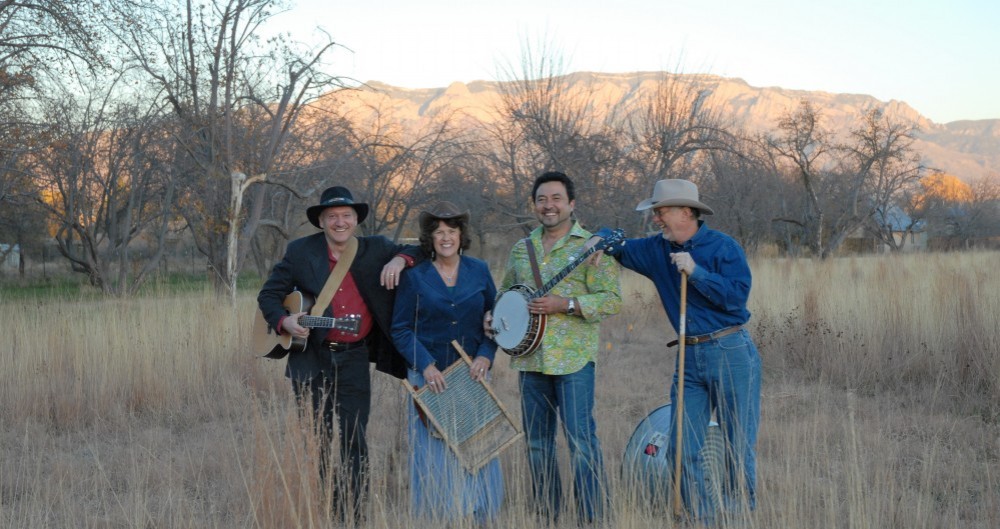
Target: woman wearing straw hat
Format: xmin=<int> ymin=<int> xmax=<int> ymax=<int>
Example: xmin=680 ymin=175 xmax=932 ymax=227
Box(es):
xmin=390 ymin=201 xmax=503 ymax=523
xmin=597 ymin=179 xmax=762 ymax=523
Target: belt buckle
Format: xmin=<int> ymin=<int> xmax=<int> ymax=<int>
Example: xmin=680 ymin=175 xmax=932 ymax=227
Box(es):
xmin=326 ymin=341 xmax=345 ymax=351
xmin=687 ymin=332 xmax=714 ymax=345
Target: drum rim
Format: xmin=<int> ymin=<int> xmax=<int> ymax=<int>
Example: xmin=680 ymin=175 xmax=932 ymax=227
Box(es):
xmin=624 ymin=402 xmax=721 ymax=449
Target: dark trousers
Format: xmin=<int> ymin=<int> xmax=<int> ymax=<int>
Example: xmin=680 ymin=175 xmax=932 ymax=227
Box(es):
xmin=291 ymin=345 xmax=371 ymax=520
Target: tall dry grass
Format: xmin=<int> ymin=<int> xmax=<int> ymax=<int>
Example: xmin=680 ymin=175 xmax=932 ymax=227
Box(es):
xmin=749 ymin=252 xmax=1000 ymax=409
xmin=1 ymin=252 xmax=998 ymax=528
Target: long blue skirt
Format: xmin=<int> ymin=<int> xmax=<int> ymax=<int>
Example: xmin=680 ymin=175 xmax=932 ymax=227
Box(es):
xmin=407 ymin=370 xmax=504 ymax=522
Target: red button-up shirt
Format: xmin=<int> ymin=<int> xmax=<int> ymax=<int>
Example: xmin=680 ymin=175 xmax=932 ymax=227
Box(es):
xmin=324 ymin=250 xmax=373 ymax=343
xmin=325 ymin=249 xmax=416 ymax=342
xmin=277 ymin=247 xmax=414 ymax=342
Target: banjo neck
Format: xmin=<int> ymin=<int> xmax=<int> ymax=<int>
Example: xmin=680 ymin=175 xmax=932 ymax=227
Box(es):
xmin=492 ymin=229 xmax=623 ymax=358
xmin=530 ymin=244 xmax=603 ymax=299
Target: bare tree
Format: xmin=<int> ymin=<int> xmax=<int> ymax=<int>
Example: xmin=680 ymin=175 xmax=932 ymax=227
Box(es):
xmin=320 ymin=98 xmax=465 ymax=240
xmin=28 ymin=82 xmax=175 ymax=295
xmin=767 ymin=100 xmax=834 ymax=257
xmin=0 ymin=155 xmax=46 ymax=277
xmin=626 ymin=72 xmax=734 ymax=180
xmin=828 ymin=107 xmax=924 ymax=253
xmin=494 ymin=41 xmax=632 ymax=233
xmin=0 ymin=1 xmax=103 ymax=68
xmin=469 ymin=106 xmax=541 ymax=231
xmin=105 ymin=0 xmax=342 ymax=301
xmin=0 ymin=69 xmax=35 ymax=211
xmin=965 ymin=173 xmax=1000 ymax=244
xmin=495 ymin=44 xmax=596 ymax=173
xmin=1 ymin=0 xmax=106 ymax=214
xmin=923 ymin=172 xmax=1000 ymax=249
xmin=700 ymin=134 xmax=785 ymax=254
xmin=767 ymin=101 xmax=925 ymax=257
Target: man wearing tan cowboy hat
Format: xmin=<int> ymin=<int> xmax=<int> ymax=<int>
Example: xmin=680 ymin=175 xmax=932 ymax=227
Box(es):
xmin=596 ymin=178 xmax=761 ymax=522
xmin=257 ymin=185 xmax=423 ymax=522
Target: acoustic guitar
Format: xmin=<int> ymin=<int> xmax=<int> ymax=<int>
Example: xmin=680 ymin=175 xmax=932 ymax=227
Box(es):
xmin=252 ymin=291 xmax=361 ymax=359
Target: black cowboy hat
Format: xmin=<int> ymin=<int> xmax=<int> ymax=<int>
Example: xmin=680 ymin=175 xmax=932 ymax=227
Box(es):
xmin=306 ymin=186 xmax=370 ymax=227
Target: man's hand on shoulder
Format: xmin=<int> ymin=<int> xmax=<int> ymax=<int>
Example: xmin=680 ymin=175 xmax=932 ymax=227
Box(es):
xmin=587 ymin=227 xmax=625 ymax=265
xmin=380 ymin=256 xmax=406 ymax=290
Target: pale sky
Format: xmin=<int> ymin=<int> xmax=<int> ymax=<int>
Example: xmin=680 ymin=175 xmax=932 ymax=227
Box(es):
xmin=268 ymin=0 xmax=1000 ymax=123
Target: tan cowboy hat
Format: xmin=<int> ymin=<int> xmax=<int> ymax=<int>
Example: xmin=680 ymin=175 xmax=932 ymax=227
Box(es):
xmin=635 ymin=179 xmax=714 ymax=215
xmin=306 ymin=186 xmax=370 ymax=227
xmin=418 ymin=201 xmax=471 ymax=226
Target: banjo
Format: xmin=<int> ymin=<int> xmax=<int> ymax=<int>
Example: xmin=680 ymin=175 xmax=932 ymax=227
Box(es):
xmin=491 ymin=229 xmax=624 ymax=357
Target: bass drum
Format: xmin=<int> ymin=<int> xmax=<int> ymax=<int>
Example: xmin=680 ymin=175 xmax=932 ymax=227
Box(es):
xmin=621 ymin=403 xmax=725 ymax=514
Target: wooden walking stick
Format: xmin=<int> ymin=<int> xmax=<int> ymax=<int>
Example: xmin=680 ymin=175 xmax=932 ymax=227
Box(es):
xmin=673 ymin=270 xmax=689 ymax=518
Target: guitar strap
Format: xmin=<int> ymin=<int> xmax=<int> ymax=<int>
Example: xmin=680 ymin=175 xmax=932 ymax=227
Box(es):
xmin=523 ymin=238 xmax=544 ymax=289
xmin=312 ymin=236 xmax=358 ymax=316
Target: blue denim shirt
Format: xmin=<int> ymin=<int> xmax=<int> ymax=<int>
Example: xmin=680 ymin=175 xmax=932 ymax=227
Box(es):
xmin=391 ymin=256 xmax=498 ymax=372
xmin=600 ymin=222 xmax=752 ymax=336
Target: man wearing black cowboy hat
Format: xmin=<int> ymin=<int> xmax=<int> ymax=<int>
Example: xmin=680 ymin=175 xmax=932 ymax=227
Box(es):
xmin=257 ymin=185 xmax=421 ymax=521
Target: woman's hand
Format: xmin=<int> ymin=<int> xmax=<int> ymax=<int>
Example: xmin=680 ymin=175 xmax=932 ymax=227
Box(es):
xmin=470 ymin=356 xmax=492 ymax=382
xmin=422 ymin=364 xmax=446 ymax=394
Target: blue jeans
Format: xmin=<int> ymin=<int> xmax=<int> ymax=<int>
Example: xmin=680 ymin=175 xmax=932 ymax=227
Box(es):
xmin=406 ymin=370 xmax=504 ymax=522
xmin=668 ymin=329 xmax=761 ymax=521
xmin=519 ymin=362 xmax=607 ymax=523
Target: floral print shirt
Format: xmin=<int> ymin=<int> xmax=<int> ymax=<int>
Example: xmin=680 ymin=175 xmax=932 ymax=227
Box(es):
xmin=501 ymin=222 xmax=622 ymax=375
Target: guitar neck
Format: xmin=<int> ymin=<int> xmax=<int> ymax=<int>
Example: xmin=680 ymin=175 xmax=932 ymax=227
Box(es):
xmin=531 ymin=245 xmax=600 ymax=299
xmin=299 ymin=316 xmax=339 ymax=329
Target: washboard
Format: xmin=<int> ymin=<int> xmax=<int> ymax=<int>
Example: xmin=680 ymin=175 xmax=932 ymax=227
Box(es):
xmin=403 ymin=340 xmax=522 ymax=473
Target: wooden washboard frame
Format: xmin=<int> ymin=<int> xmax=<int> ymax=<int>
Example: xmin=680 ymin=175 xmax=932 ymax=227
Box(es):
xmin=402 ymin=340 xmax=522 ymax=473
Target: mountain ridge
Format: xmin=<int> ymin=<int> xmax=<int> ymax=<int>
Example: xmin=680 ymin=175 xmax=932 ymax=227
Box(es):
xmin=326 ymin=71 xmax=999 ymax=182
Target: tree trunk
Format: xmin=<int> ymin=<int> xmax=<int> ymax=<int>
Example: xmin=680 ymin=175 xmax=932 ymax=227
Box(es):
xmin=225 ymin=172 xmax=266 ymax=305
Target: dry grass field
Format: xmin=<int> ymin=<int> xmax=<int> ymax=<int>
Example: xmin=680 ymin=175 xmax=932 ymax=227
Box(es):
xmin=1 ymin=252 xmax=998 ymax=528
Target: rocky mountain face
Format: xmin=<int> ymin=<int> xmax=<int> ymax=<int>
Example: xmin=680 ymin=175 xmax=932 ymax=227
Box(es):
xmin=319 ymin=71 xmax=998 ymax=182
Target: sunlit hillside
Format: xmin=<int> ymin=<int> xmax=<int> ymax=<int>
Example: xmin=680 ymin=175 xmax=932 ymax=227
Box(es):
xmin=316 ymin=71 xmax=1000 ymax=182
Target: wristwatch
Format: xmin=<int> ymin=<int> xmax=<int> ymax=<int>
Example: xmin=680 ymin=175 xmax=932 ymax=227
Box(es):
xmin=567 ymin=298 xmax=576 ymax=315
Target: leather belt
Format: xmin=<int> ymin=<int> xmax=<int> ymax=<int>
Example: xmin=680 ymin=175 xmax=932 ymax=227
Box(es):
xmin=322 ymin=340 xmax=365 ymax=352
xmin=667 ymin=325 xmax=743 ymax=348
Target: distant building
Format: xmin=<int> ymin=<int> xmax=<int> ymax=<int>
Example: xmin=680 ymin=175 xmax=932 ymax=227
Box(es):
xmin=844 ymin=206 xmax=927 ymax=253
xmin=0 ymin=243 xmax=21 ymax=270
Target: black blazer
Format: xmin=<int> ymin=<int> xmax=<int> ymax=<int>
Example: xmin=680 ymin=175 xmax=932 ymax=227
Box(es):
xmin=257 ymin=232 xmax=419 ymax=380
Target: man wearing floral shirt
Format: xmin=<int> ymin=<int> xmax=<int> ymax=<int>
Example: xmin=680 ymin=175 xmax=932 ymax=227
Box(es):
xmin=494 ymin=171 xmax=621 ymax=524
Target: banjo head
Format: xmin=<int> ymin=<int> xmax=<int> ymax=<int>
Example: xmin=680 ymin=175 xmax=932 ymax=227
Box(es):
xmin=492 ymin=289 xmax=533 ymax=350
